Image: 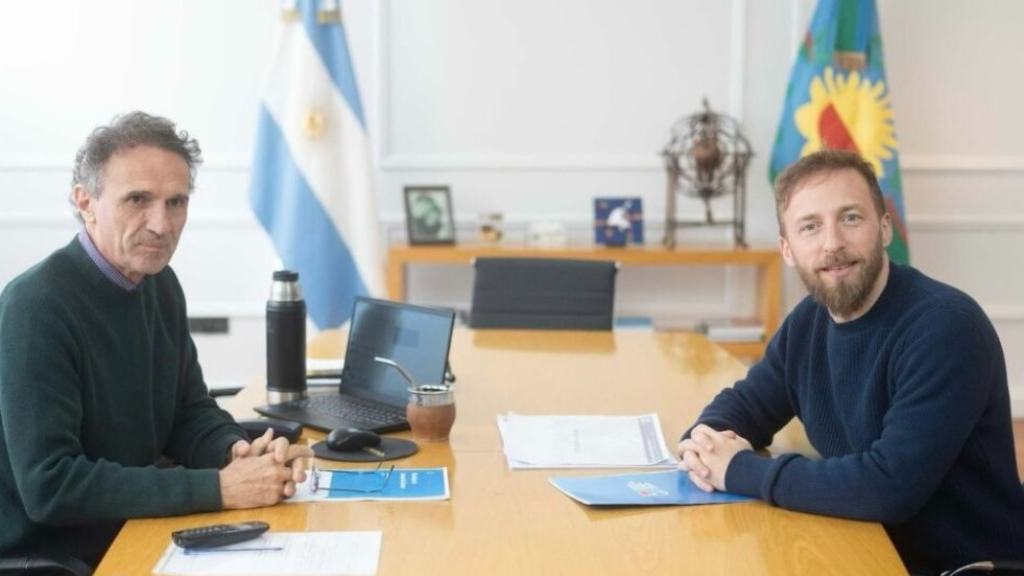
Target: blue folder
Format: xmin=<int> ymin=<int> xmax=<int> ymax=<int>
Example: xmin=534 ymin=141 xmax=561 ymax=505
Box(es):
xmin=550 ymin=470 xmax=754 ymax=506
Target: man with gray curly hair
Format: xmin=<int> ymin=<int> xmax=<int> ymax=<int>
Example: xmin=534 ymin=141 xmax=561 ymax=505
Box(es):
xmin=65 ymin=112 xmax=202 ymax=281
xmin=0 ymin=112 xmax=313 ymax=570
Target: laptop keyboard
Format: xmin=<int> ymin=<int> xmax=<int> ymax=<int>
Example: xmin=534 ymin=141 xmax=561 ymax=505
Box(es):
xmin=295 ymin=394 xmax=405 ymax=427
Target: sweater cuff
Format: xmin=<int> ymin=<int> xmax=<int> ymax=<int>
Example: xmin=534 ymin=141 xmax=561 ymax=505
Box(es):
xmin=198 ymin=432 xmax=247 ymax=470
xmin=189 ymin=468 xmax=225 ymax=511
xmin=724 ymin=450 xmax=773 ymax=498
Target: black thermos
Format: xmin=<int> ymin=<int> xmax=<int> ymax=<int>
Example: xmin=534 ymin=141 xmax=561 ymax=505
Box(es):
xmin=266 ymin=270 xmax=307 ymax=403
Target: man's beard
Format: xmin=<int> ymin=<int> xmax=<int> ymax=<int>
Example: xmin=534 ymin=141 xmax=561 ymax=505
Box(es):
xmin=794 ymin=233 xmax=886 ymax=318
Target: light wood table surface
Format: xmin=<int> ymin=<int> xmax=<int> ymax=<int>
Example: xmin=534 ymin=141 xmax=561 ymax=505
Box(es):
xmin=94 ymin=329 xmax=906 ymax=576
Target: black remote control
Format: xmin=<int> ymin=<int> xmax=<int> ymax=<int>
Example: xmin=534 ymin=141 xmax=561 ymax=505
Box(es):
xmin=171 ymin=521 xmax=270 ymax=549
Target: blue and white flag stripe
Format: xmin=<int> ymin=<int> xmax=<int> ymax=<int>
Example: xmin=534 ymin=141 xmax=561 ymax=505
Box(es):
xmin=300 ymin=9 xmax=365 ymax=128
xmin=251 ymin=0 xmax=383 ymax=329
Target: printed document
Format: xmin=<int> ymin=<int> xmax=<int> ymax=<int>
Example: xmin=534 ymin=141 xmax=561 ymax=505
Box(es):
xmin=153 ymin=531 xmax=381 ymax=575
xmin=497 ymin=413 xmax=677 ymax=469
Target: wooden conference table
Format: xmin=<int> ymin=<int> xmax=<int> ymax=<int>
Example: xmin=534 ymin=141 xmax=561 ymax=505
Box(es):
xmin=95 ymin=330 xmax=907 ymax=576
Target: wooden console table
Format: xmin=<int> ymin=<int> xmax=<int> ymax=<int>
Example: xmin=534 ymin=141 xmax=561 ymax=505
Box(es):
xmin=386 ymin=244 xmax=783 ymax=358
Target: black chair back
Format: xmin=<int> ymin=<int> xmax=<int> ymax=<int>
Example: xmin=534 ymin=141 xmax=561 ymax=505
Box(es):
xmin=469 ymin=258 xmax=617 ymax=330
xmin=0 ymin=554 xmax=92 ymax=576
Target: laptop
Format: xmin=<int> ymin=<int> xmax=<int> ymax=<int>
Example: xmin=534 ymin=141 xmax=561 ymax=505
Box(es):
xmin=254 ymin=297 xmax=456 ymax=433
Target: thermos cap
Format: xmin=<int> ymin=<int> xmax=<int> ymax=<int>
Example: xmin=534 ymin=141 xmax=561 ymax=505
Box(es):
xmin=269 ymin=270 xmax=303 ymax=302
xmin=273 ymin=270 xmax=299 ymax=282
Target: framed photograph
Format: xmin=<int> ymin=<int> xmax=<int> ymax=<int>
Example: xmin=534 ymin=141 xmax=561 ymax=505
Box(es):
xmin=594 ymin=197 xmax=644 ymax=246
xmin=404 ymin=186 xmax=456 ymax=245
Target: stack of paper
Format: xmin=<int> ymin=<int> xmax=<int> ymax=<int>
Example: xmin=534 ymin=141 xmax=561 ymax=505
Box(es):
xmin=305 ymin=357 xmax=344 ymax=376
xmin=698 ymin=318 xmax=765 ymax=342
xmin=497 ymin=413 xmax=677 ymax=469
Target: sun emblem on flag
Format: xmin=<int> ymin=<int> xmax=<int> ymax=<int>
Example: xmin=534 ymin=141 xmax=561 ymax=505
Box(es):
xmin=794 ymin=66 xmax=897 ymax=177
xmin=302 ymin=110 xmax=326 ymax=140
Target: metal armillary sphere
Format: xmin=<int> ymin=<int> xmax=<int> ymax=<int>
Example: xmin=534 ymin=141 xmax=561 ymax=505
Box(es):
xmin=661 ymin=99 xmax=753 ymax=248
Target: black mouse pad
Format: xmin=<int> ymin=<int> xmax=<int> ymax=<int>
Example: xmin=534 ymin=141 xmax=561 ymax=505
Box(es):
xmin=311 ymin=438 xmax=419 ymax=462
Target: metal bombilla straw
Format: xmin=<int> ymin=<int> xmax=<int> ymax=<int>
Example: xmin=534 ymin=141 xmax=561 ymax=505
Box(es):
xmin=373 ymin=356 xmax=420 ymax=388
xmin=374 ymin=356 xmax=454 ymax=403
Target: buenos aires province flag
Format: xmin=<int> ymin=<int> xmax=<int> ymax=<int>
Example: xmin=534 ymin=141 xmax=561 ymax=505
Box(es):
xmin=769 ymin=0 xmax=909 ymax=265
xmin=250 ymin=0 xmax=383 ymax=329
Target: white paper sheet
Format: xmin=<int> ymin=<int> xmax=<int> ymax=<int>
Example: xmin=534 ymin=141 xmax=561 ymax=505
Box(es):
xmin=153 ymin=532 xmax=381 ymax=575
xmin=497 ymin=413 xmax=677 ymax=469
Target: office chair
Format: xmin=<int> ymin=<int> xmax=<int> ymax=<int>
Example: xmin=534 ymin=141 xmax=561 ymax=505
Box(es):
xmin=0 ymin=553 xmax=92 ymax=576
xmin=941 ymin=560 xmax=1024 ymax=575
xmin=940 ymin=480 xmax=1024 ymax=576
xmin=469 ymin=257 xmax=617 ymax=330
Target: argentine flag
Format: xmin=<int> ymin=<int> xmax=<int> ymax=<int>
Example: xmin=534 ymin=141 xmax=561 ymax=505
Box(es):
xmin=250 ymin=0 xmax=383 ymax=329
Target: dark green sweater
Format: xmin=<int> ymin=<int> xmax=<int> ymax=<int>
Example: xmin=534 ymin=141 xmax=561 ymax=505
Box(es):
xmin=0 ymin=238 xmax=246 ymax=565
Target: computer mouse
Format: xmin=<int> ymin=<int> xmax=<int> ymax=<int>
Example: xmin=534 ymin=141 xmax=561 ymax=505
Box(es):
xmin=325 ymin=427 xmax=382 ymax=452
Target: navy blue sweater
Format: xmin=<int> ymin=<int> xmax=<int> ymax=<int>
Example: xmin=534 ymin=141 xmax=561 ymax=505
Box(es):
xmin=695 ymin=264 xmax=1024 ymax=573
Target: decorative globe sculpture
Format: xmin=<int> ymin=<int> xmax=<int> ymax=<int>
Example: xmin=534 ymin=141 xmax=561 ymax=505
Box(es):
xmin=661 ymin=99 xmax=753 ymax=248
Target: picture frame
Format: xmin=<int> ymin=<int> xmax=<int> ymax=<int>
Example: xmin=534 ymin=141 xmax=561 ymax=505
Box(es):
xmin=594 ymin=197 xmax=644 ymax=246
xmin=404 ymin=186 xmax=456 ymax=245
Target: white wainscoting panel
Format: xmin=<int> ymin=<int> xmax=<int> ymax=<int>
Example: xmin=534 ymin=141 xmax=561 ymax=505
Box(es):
xmin=880 ymin=0 xmax=1024 ymax=158
xmin=381 ymin=0 xmax=735 ymax=162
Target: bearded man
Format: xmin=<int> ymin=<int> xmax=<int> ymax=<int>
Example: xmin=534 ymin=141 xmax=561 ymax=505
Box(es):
xmin=677 ymin=150 xmax=1024 ymax=575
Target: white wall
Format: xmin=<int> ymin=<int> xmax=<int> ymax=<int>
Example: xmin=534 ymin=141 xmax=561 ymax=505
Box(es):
xmin=2 ymin=0 xmax=1024 ymax=413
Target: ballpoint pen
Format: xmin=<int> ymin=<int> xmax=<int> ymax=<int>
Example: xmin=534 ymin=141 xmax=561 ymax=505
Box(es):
xmin=182 ymin=547 xmax=284 ymax=555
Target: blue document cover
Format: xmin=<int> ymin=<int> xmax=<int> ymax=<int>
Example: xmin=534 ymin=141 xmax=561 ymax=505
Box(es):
xmin=322 ymin=467 xmax=449 ymax=501
xmin=550 ymin=470 xmax=753 ymax=506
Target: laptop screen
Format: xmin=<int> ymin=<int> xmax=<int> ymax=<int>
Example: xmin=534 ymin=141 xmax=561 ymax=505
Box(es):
xmin=339 ymin=297 xmax=455 ymax=407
